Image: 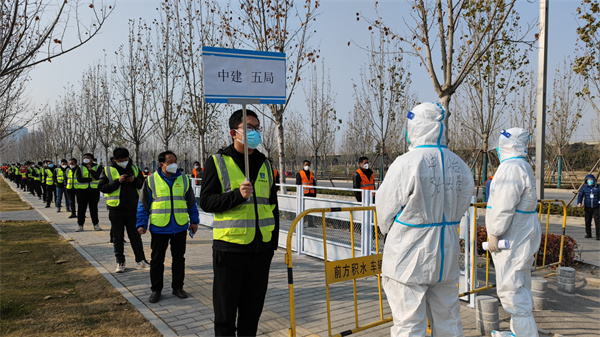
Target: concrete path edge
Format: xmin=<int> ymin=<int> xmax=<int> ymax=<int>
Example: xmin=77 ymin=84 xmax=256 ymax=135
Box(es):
xmin=4 ymin=181 xmax=177 ymax=337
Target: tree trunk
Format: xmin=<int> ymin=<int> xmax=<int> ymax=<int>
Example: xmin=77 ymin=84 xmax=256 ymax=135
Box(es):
xmin=198 ymin=130 xmax=206 ymax=167
xmin=134 ymin=141 xmax=141 ymax=166
xmin=440 ymin=94 xmax=451 ymax=143
xmin=275 ymin=111 xmax=286 ymax=185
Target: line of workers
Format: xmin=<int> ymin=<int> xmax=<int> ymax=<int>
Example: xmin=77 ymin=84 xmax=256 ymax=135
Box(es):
xmin=2 ymin=157 xmax=152 ymax=232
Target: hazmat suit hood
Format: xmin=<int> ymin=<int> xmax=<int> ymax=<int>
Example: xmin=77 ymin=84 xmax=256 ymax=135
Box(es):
xmin=496 ymin=127 xmax=529 ymax=162
xmin=407 ymin=102 xmax=446 ymax=150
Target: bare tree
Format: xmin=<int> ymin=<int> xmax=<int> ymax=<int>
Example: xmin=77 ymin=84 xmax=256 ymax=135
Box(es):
xmin=221 ymin=0 xmax=319 ymax=182
xmin=0 ymin=0 xmax=113 ymax=142
xmin=547 ymin=59 xmax=585 ymax=186
xmin=112 ymin=20 xmax=155 ymax=165
xmin=303 ymin=60 xmax=338 ymax=177
xmin=362 ymin=0 xmax=532 ymax=131
xmin=352 ymin=31 xmax=412 ymax=178
xmin=453 ymin=7 xmax=530 ymax=188
xmin=173 ymin=0 xmax=225 ymax=165
xmin=150 ymin=3 xmax=187 ymax=151
xmin=574 ymin=0 xmax=600 ymax=116
xmin=81 ymin=61 xmax=113 ymax=163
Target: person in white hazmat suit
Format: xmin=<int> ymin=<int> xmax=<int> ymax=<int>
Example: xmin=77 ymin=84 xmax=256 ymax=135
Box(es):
xmin=376 ymin=102 xmax=474 ymax=337
xmin=486 ymin=128 xmax=541 ymax=337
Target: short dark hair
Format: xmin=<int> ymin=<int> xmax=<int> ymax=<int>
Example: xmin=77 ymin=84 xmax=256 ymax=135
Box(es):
xmin=359 ymin=157 xmax=369 ymax=164
xmin=113 ymin=147 xmax=130 ymax=160
xmin=60 ymin=159 xmax=68 ymax=164
xmin=158 ymin=151 xmax=177 ymax=163
xmin=193 ymin=161 xmax=200 ymax=165
xmin=83 ymin=153 xmax=93 ymax=158
xmin=69 ymin=158 xmax=78 ymax=164
xmin=303 ymin=160 xmax=311 ymax=166
xmin=229 ymin=109 xmax=259 ymax=130
xmin=37 ymin=161 xmax=43 ymax=166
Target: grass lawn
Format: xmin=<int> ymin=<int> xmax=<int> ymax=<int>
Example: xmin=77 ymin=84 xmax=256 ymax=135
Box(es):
xmin=0 ymin=220 xmax=162 ymax=336
xmin=0 ymin=177 xmax=33 ymax=211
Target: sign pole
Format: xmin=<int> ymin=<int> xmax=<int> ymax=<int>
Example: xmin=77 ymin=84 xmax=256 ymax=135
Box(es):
xmin=242 ymin=104 xmax=250 ymax=181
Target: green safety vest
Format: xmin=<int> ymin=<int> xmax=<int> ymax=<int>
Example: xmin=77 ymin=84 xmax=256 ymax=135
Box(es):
xmin=21 ymin=168 xmax=27 ymax=179
xmin=41 ymin=167 xmax=46 ymax=184
xmin=74 ymin=165 xmax=90 ymax=189
xmin=211 ymin=154 xmax=275 ymax=245
xmin=89 ymin=165 xmax=100 ymax=189
xmin=104 ymin=165 xmax=140 ymax=207
xmin=33 ymin=167 xmax=41 ymax=181
xmin=55 ymin=168 xmax=65 ymax=184
xmin=45 ymin=168 xmax=54 ymax=186
xmin=148 ymin=173 xmax=190 ymax=227
xmin=66 ymin=168 xmax=76 ymax=189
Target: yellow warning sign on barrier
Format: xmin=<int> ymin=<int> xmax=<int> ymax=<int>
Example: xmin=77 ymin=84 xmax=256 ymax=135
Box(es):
xmin=325 ymin=253 xmax=383 ymax=284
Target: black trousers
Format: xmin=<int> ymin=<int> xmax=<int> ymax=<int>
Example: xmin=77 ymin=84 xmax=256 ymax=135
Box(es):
xmin=213 ymin=249 xmax=274 ymax=337
xmin=584 ymin=207 xmax=600 ymax=237
xmin=33 ymin=180 xmax=42 ymax=198
xmin=109 ymin=209 xmax=146 ymax=264
xmin=42 ymin=183 xmax=47 ymax=202
xmin=76 ymin=189 xmax=99 ymax=226
xmin=67 ymin=189 xmax=77 ymax=215
xmin=45 ymin=185 xmax=56 ymax=206
xmin=150 ymin=230 xmax=187 ymax=293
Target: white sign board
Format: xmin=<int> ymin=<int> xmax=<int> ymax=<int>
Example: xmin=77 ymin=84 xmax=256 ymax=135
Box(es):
xmin=202 ymin=47 xmax=286 ymax=104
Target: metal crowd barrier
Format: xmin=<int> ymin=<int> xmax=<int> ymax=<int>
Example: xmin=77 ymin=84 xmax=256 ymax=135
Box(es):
xmin=459 ymin=199 xmax=568 ymax=299
xmin=285 ymin=206 xmax=392 ymax=337
xmin=534 ymin=199 xmax=568 ymax=270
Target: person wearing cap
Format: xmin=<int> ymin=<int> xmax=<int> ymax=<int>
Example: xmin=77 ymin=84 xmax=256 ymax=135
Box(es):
xmin=376 ymin=102 xmax=474 ymax=336
xmin=486 ymin=127 xmax=541 ymax=336
xmin=577 ymin=174 xmax=600 ymax=240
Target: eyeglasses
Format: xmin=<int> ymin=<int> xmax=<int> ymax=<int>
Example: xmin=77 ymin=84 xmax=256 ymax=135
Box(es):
xmin=238 ymin=125 xmax=261 ymax=132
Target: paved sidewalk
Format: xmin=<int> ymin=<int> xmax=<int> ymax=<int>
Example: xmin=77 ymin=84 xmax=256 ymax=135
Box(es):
xmin=2 ymin=178 xmax=599 ymax=337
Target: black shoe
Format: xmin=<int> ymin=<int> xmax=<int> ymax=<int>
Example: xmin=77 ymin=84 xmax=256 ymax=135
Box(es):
xmin=45 ymin=205 xmax=50 ymax=208
xmin=68 ymin=214 xmax=77 ymax=219
xmin=149 ymin=291 xmax=161 ymax=303
xmin=172 ymin=289 xmax=188 ymax=299
xmin=585 ymin=234 xmax=592 ymax=238
xmin=596 ymin=237 xmax=600 ymax=241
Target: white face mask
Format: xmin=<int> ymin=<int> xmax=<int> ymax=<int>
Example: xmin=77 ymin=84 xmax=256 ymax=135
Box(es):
xmin=83 ymin=158 xmax=91 ymax=164
xmin=117 ymin=161 xmax=128 ymax=168
xmin=363 ymin=164 xmax=369 ymax=170
xmin=69 ymin=164 xmax=76 ymax=169
xmin=165 ymin=163 xmax=178 ymax=174
xmin=304 ymin=165 xmax=310 ymax=171
xmin=194 ymin=165 xmax=199 ymax=169
xmin=61 ymin=164 xmax=67 ymax=169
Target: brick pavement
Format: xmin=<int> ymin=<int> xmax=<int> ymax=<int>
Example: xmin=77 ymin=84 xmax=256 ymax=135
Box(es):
xmin=2 ymin=177 xmax=599 ymax=337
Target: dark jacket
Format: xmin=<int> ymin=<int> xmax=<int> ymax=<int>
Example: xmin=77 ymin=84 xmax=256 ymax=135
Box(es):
xmin=578 ymin=174 xmax=600 ymax=209
xmin=54 ymin=167 xmax=68 ymax=188
xmin=352 ymin=168 xmax=374 ymax=202
xmin=199 ymin=144 xmax=279 ymax=253
xmin=75 ymin=164 xmax=102 ymax=187
xmin=98 ymin=162 xmax=144 ymax=210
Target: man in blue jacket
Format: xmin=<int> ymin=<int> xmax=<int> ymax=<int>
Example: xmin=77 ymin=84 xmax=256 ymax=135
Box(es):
xmin=578 ymin=174 xmax=600 ymax=240
xmin=136 ymin=150 xmax=200 ymax=303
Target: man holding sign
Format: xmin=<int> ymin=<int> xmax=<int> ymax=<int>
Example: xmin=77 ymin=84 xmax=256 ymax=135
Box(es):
xmin=200 ymin=109 xmax=279 ymax=336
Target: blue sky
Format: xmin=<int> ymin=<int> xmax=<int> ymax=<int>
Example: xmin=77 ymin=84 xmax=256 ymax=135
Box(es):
xmin=25 ymin=0 xmax=596 ymax=143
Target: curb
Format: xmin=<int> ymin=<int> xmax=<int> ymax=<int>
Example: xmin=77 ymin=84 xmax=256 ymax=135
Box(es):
xmin=4 ymin=179 xmax=178 ymax=337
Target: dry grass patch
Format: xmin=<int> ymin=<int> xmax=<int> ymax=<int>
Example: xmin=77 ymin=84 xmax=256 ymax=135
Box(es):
xmin=0 ymin=220 xmax=161 ymax=337
xmin=0 ymin=177 xmax=32 ymax=211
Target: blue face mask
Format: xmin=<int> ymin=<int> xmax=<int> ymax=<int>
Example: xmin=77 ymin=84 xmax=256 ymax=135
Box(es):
xmin=237 ymin=130 xmax=262 ymax=149
xmin=48 ymin=164 xmax=54 ymax=168
xmin=588 ymin=180 xmax=595 ymax=186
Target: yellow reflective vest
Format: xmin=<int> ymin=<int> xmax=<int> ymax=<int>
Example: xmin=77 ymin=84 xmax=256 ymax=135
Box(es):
xmin=55 ymin=168 xmax=65 ymax=184
xmin=148 ymin=173 xmax=190 ymax=227
xmin=211 ymin=154 xmax=275 ymax=245
xmin=104 ymin=165 xmax=140 ymax=207
xmin=75 ymin=165 xmax=90 ymax=189
xmin=89 ymin=165 xmax=100 ymax=189
xmin=66 ymin=167 xmax=76 ymax=189
xmin=45 ymin=168 xmax=54 ymax=186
